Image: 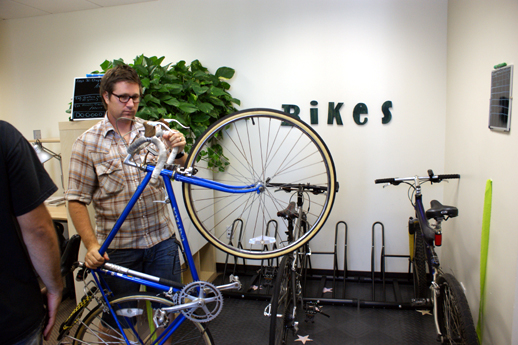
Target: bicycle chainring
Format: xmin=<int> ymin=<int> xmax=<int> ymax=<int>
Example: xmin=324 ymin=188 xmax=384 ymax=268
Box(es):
xmin=178 ymin=281 xmax=224 ymax=323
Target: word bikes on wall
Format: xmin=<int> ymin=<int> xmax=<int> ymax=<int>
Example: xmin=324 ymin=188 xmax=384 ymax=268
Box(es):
xmin=282 ymin=100 xmax=393 ymax=126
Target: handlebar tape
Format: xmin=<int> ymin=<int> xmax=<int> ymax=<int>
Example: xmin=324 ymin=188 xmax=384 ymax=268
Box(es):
xmin=126 ymin=137 xmax=167 ymax=184
xmin=166 ymin=146 xmax=179 ymax=166
xmin=127 ymin=137 xmax=149 ymax=155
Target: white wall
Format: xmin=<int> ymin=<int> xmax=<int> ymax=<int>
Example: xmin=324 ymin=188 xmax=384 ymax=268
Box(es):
xmin=446 ymin=1 xmax=518 ymax=344
xmin=7 ymin=1 xmax=518 ymax=343
xmin=0 ymin=0 xmax=448 ymax=274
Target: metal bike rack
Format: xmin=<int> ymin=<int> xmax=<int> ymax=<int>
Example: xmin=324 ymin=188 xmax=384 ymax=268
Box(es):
xmin=221 ymin=219 xmax=281 ymax=293
xmin=261 ymin=220 xmax=280 ymax=269
xmin=303 ymin=221 xmax=348 ymax=299
xmin=222 ymin=218 xmax=246 ymax=278
xmin=371 ymin=221 xmax=411 ymax=303
xmin=244 ymin=220 xmax=281 ymax=291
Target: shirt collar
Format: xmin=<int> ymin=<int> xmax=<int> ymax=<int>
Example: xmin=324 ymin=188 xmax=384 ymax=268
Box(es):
xmin=101 ymin=114 xmax=145 ymax=141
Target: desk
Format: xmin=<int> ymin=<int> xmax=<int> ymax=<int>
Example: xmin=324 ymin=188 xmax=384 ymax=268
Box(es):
xmin=48 ymin=204 xmax=67 ymax=221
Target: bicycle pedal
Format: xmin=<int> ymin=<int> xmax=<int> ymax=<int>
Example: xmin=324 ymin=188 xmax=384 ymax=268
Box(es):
xmin=411 ymin=298 xmax=432 ymax=308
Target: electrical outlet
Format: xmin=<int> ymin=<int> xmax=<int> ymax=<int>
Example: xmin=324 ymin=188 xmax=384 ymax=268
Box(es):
xmin=33 ymin=130 xmax=41 ymax=140
xmin=226 ymin=225 xmax=232 ymax=239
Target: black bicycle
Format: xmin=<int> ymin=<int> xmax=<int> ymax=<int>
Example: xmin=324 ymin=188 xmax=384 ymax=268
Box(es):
xmin=375 ymin=170 xmax=478 ymax=344
xmin=264 ymin=183 xmax=331 ymax=345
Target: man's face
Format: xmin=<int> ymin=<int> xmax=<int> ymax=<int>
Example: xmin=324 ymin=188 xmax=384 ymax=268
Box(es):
xmin=103 ymin=81 xmax=141 ymax=126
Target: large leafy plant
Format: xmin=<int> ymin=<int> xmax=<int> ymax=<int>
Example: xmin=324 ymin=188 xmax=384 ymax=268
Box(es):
xmin=92 ymin=55 xmax=240 ymax=172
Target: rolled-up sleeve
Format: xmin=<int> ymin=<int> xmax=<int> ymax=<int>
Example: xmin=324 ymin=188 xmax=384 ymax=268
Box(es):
xmin=65 ymin=136 xmax=97 ymax=205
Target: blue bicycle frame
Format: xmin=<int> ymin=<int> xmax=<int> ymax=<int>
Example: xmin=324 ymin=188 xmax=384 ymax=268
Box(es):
xmin=88 ymin=162 xmax=260 ymax=345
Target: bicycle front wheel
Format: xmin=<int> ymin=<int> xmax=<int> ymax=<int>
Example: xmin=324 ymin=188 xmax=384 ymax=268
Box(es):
xmin=183 ymin=108 xmax=337 ymax=259
xmin=269 ymin=255 xmax=294 ymax=345
xmin=72 ymin=292 xmax=215 ymax=345
xmin=436 ymin=273 xmax=479 ymax=345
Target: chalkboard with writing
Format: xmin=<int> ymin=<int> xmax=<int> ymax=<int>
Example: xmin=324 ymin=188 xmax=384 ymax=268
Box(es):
xmin=72 ymin=77 xmax=105 ymax=120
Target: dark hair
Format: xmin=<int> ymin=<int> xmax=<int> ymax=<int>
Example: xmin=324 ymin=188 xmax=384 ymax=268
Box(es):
xmin=99 ymin=64 xmax=142 ymax=109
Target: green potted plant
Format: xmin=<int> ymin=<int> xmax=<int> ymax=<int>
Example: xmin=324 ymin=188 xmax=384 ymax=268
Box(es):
xmin=91 ymin=54 xmax=241 ymax=172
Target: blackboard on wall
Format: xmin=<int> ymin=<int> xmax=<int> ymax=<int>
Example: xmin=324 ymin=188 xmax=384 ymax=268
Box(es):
xmin=72 ymin=77 xmax=105 ymax=120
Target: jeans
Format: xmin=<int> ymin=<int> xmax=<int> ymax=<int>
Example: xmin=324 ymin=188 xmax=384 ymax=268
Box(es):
xmin=101 ymin=236 xmax=181 ymax=327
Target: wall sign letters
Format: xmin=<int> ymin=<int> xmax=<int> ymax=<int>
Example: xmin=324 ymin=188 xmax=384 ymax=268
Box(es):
xmin=282 ymin=100 xmax=393 ymax=125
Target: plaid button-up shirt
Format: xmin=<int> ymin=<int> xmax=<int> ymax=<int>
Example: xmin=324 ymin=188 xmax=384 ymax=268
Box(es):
xmin=65 ymin=116 xmax=174 ymax=249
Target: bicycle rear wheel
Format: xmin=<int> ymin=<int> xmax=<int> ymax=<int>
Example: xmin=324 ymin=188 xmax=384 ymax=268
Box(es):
xmin=269 ymin=255 xmax=295 ymax=345
xmin=71 ymin=292 xmax=215 ymax=345
xmin=413 ymin=227 xmax=429 ymax=298
xmin=183 ymin=108 xmax=337 ymax=259
xmin=436 ymin=273 xmax=479 ymax=344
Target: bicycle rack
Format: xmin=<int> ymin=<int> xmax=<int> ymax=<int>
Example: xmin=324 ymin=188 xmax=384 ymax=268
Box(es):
xmin=370 ymin=221 xmax=411 ymax=303
xmin=303 ymin=221 xmax=348 ymax=299
xmin=222 ymin=218 xmax=246 ymax=279
xmin=260 ymin=220 xmax=280 ymax=270
xmin=244 ymin=220 xmax=281 ymax=291
xmin=221 ymin=219 xmax=283 ymax=293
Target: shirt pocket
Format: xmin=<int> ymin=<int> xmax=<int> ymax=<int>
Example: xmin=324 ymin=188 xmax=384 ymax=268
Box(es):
xmin=95 ymin=158 xmax=125 ymax=195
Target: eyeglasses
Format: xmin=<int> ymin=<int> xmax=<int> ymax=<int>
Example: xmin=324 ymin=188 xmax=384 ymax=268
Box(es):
xmin=111 ymin=93 xmax=141 ymax=103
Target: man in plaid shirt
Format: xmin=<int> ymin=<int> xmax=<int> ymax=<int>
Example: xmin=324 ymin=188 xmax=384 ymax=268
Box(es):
xmin=65 ymin=64 xmax=187 ymax=338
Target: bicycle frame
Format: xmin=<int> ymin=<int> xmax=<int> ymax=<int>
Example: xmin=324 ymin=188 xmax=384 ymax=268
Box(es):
xmin=86 ymin=162 xmax=256 ymax=345
xmin=412 ymin=185 xmax=447 ymax=339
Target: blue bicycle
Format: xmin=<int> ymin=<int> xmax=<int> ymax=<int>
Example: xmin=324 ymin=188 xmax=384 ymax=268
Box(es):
xmin=56 ymin=108 xmax=337 ymax=344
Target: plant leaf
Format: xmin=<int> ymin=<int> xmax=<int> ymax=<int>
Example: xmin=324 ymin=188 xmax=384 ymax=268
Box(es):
xmin=197 ymin=102 xmax=214 ymax=114
xmin=163 ymin=97 xmax=180 ymax=106
xmin=192 ymin=84 xmax=209 ymax=96
xmin=141 ymin=78 xmax=151 ymax=88
xmin=209 ymin=86 xmax=227 ymax=97
xmin=179 ymin=102 xmax=198 ymax=113
xmin=100 ymin=60 xmax=112 ymax=71
xmin=144 ymin=94 xmax=161 ymax=105
xmin=193 ymin=113 xmax=211 ymax=123
xmin=215 ymin=66 xmax=235 ymax=79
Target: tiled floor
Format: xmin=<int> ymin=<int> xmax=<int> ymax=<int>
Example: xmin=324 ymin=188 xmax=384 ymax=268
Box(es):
xmin=46 ymin=276 xmax=439 ymax=344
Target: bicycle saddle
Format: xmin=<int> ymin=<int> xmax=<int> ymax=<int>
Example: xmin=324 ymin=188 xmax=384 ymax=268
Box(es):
xmin=60 ymin=234 xmax=81 ymax=277
xmin=426 ymin=200 xmax=458 ymax=219
xmin=277 ymin=201 xmax=298 ymax=220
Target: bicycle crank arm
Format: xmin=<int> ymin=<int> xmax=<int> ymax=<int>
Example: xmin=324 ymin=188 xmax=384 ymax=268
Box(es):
xmin=216 ymin=274 xmax=242 ymax=291
xmin=161 ymin=298 xmax=217 ymax=314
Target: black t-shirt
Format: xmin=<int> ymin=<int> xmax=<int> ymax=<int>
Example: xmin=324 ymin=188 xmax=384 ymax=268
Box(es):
xmin=0 ymin=121 xmax=57 ymax=344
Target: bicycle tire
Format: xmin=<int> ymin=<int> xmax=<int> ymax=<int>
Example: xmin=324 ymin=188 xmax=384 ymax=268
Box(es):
xmin=413 ymin=227 xmax=429 ymax=298
xmin=269 ymin=255 xmax=294 ymax=345
xmin=183 ymin=108 xmax=337 ymax=259
xmin=436 ymin=273 xmax=479 ymax=345
xmin=71 ymin=292 xmax=215 ymax=345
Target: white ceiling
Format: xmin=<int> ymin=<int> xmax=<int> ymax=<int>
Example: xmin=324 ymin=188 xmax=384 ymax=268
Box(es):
xmin=0 ymin=0 xmax=157 ymax=20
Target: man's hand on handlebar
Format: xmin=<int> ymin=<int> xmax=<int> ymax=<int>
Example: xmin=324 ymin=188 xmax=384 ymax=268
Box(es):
xmin=163 ymin=130 xmax=186 ymax=153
